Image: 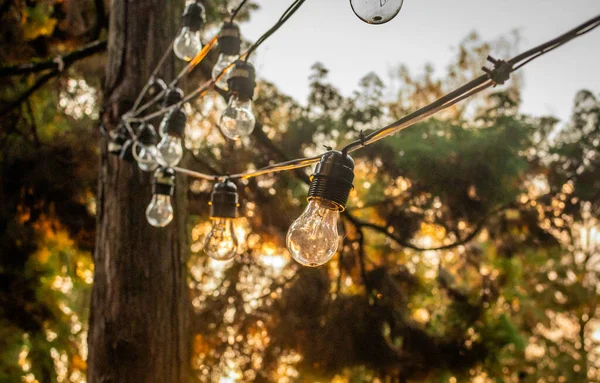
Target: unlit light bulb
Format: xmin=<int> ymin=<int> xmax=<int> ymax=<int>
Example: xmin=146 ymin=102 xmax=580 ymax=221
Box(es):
xmin=205 ymin=218 xmax=238 ymax=261
xmin=146 ymin=194 xmax=173 ymax=227
xmin=157 ymin=135 xmax=183 ymax=167
xmin=174 ymin=27 xmax=202 ymax=61
xmin=212 ymin=53 xmax=237 ymax=89
xmin=219 ymin=95 xmax=255 ymax=140
xmin=350 ymin=0 xmax=404 ymax=24
xmin=286 ymin=198 xmax=340 ymax=267
xmin=136 ymin=144 xmax=159 ymax=172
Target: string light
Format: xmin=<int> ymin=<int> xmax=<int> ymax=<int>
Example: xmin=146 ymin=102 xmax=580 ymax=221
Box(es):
xmin=287 ymin=151 xmax=355 ymax=267
xmin=146 ymin=167 xmax=176 ymax=227
xmin=174 ymin=1 xmax=205 ymax=61
xmin=204 ymin=180 xmax=241 ymax=261
xmin=106 ymin=3 xmax=600 ymax=267
xmin=350 ymin=0 xmax=404 ymax=25
xmin=213 ymin=22 xmax=242 ymax=90
xmin=219 ymin=60 xmax=257 ymax=140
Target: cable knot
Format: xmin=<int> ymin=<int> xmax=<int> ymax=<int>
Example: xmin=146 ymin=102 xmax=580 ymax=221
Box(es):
xmin=482 ymin=55 xmax=512 ymax=86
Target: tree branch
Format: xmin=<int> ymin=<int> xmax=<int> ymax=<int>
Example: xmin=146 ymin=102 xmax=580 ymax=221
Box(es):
xmin=0 ymin=40 xmax=107 ymax=77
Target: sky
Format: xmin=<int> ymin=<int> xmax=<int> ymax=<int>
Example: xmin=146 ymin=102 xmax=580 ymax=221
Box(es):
xmin=239 ymin=0 xmax=600 ymax=123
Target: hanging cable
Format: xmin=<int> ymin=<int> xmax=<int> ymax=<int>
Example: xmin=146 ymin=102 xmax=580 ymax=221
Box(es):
xmin=230 ymin=0 xmax=249 ymax=22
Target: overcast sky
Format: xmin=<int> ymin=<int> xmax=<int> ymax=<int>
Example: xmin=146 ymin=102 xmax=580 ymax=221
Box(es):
xmin=239 ymin=0 xmax=600 ymax=123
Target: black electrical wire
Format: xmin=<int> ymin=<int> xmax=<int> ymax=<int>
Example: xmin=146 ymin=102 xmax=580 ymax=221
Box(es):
xmin=230 ymin=0 xmax=249 ymax=22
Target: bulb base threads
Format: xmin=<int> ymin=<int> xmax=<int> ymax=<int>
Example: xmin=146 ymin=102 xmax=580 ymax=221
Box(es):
xmin=227 ymin=61 xmax=256 ymax=102
xmin=210 ymin=180 xmax=239 ymax=218
xmin=307 ymin=151 xmax=355 ymax=211
xmin=152 ymin=168 xmax=176 ymax=196
xmin=218 ymin=22 xmax=241 ymax=56
xmin=164 ymin=109 xmax=187 ymax=138
xmin=182 ymin=2 xmax=205 ymax=31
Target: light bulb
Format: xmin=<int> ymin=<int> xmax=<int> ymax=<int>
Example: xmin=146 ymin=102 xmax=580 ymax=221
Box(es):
xmin=204 ymin=218 xmax=238 ymax=261
xmin=157 ymin=135 xmax=183 ymax=167
xmin=219 ymin=95 xmax=256 ymax=140
xmin=212 ymin=53 xmax=237 ymax=89
xmin=350 ymin=0 xmax=404 ymax=24
xmin=287 ymin=198 xmax=341 ymax=267
xmin=174 ymin=27 xmax=202 ymax=61
xmin=146 ymin=194 xmax=174 ymax=227
xmin=136 ymin=144 xmax=159 ymax=172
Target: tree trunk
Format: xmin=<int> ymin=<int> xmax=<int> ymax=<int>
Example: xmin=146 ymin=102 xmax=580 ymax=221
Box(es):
xmin=88 ymin=1 xmax=189 ymax=382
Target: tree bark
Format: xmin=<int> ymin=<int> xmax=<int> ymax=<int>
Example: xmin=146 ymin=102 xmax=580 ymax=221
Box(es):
xmin=88 ymin=1 xmax=189 ymax=382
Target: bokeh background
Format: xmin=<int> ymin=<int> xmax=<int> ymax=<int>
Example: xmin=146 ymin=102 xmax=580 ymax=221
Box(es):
xmin=1 ymin=0 xmax=600 ymax=382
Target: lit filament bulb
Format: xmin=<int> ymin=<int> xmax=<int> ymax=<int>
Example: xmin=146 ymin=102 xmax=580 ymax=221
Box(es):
xmin=157 ymin=108 xmax=186 ymax=167
xmin=146 ymin=167 xmax=175 ymax=227
xmin=204 ymin=180 xmax=241 ymax=261
xmin=219 ymin=60 xmax=256 ymax=140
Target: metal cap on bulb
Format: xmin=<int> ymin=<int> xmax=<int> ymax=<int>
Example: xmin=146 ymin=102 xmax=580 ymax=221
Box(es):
xmin=308 ymin=150 xmax=355 ymax=211
xmin=137 ymin=123 xmax=158 ymax=146
xmin=209 ymin=179 xmax=239 ymax=219
xmin=182 ymin=1 xmax=205 ymax=31
xmin=162 ymin=87 xmax=184 ymax=108
xmin=152 ymin=167 xmax=176 ymax=196
xmin=227 ymin=60 xmax=256 ymax=102
xmin=164 ymin=108 xmax=187 ymax=138
xmin=218 ymin=22 xmax=241 ymax=56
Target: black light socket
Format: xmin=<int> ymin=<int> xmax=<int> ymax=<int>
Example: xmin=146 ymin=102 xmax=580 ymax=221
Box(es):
xmin=162 ymin=87 xmax=184 ymax=108
xmin=164 ymin=108 xmax=187 ymax=138
xmin=227 ymin=60 xmax=256 ymax=102
xmin=209 ymin=179 xmax=239 ymax=219
xmin=218 ymin=22 xmax=241 ymax=56
xmin=182 ymin=2 xmax=205 ymax=31
xmin=137 ymin=123 xmax=158 ymax=146
xmin=120 ymin=139 xmax=135 ymax=162
xmin=108 ymin=127 xmax=128 ymax=156
xmin=308 ymin=151 xmax=355 ymax=211
xmin=152 ymin=167 xmax=176 ymax=196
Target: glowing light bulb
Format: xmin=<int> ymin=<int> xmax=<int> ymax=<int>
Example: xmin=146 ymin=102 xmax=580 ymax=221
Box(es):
xmin=174 ymin=2 xmax=205 ymax=61
xmin=219 ymin=95 xmax=255 ymax=140
xmin=146 ymin=167 xmax=176 ymax=227
xmin=350 ymin=0 xmax=404 ymax=24
xmin=204 ymin=217 xmax=238 ymax=261
xmin=174 ymin=27 xmax=202 ymax=61
xmin=134 ymin=123 xmax=159 ymax=172
xmin=212 ymin=53 xmax=237 ymax=89
xmin=146 ymin=194 xmax=174 ymax=227
xmin=157 ymin=108 xmax=186 ymax=167
xmin=286 ymin=198 xmax=340 ymax=267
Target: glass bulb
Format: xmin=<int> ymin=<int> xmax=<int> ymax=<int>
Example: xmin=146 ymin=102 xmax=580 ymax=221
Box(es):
xmin=350 ymin=0 xmax=404 ymax=24
xmin=146 ymin=195 xmax=174 ymax=227
xmin=157 ymin=135 xmax=183 ymax=167
xmin=286 ymin=198 xmax=340 ymax=267
xmin=173 ymin=27 xmax=202 ymax=61
xmin=204 ymin=218 xmax=238 ymax=261
xmin=219 ymin=95 xmax=256 ymax=140
xmin=136 ymin=144 xmax=159 ymax=172
xmin=212 ymin=53 xmax=237 ymax=89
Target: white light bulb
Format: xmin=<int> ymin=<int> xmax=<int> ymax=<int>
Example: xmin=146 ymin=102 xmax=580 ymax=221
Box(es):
xmin=136 ymin=144 xmax=159 ymax=172
xmin=350 ymin=0 xmax=404 ymax=24
xmin=174 ymin=27 xmax=202 ymax=61
xmin=219 ymin=95 xmax=256 ymax=140
xmin=212 ymin=53 xmax=237 ymax=89
xmin=146 ymin=194 xmax=174 ymax=227
xmin=157 ymin=135 xmax=183 ymax=167
xmin=286 ymin=198 xmax=340 ymax=267
xmin=204 ymin=218 xmax=238 ymax=261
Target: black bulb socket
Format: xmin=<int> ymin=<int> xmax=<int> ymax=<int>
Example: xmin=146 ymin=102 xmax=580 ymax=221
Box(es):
xmin=227 ymin=60 xmax=256 ymax=102
xmin=182 ymin=2 xmax=205 ymax=32
xmin=108 ymin=128 xmax=128 ymax=156
xmin=137 ymin=123 xmax=158 ymax=146
xmin=164 ymin=108 xmax=187 ymax=138
xmin=153 ymin=167 xmax=176 ymax=196
xmin=308 ymin=150 xmax=355 ymax=211
xmin=218 ymin=22 xmax=241 ymax=56
xmin=120 ymin=139 xmax=135 ymax=162
xmin=162 ymin=87 xmax=184 ymax=108
xmin=210 ymin=179 xmax=239 ymax=219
